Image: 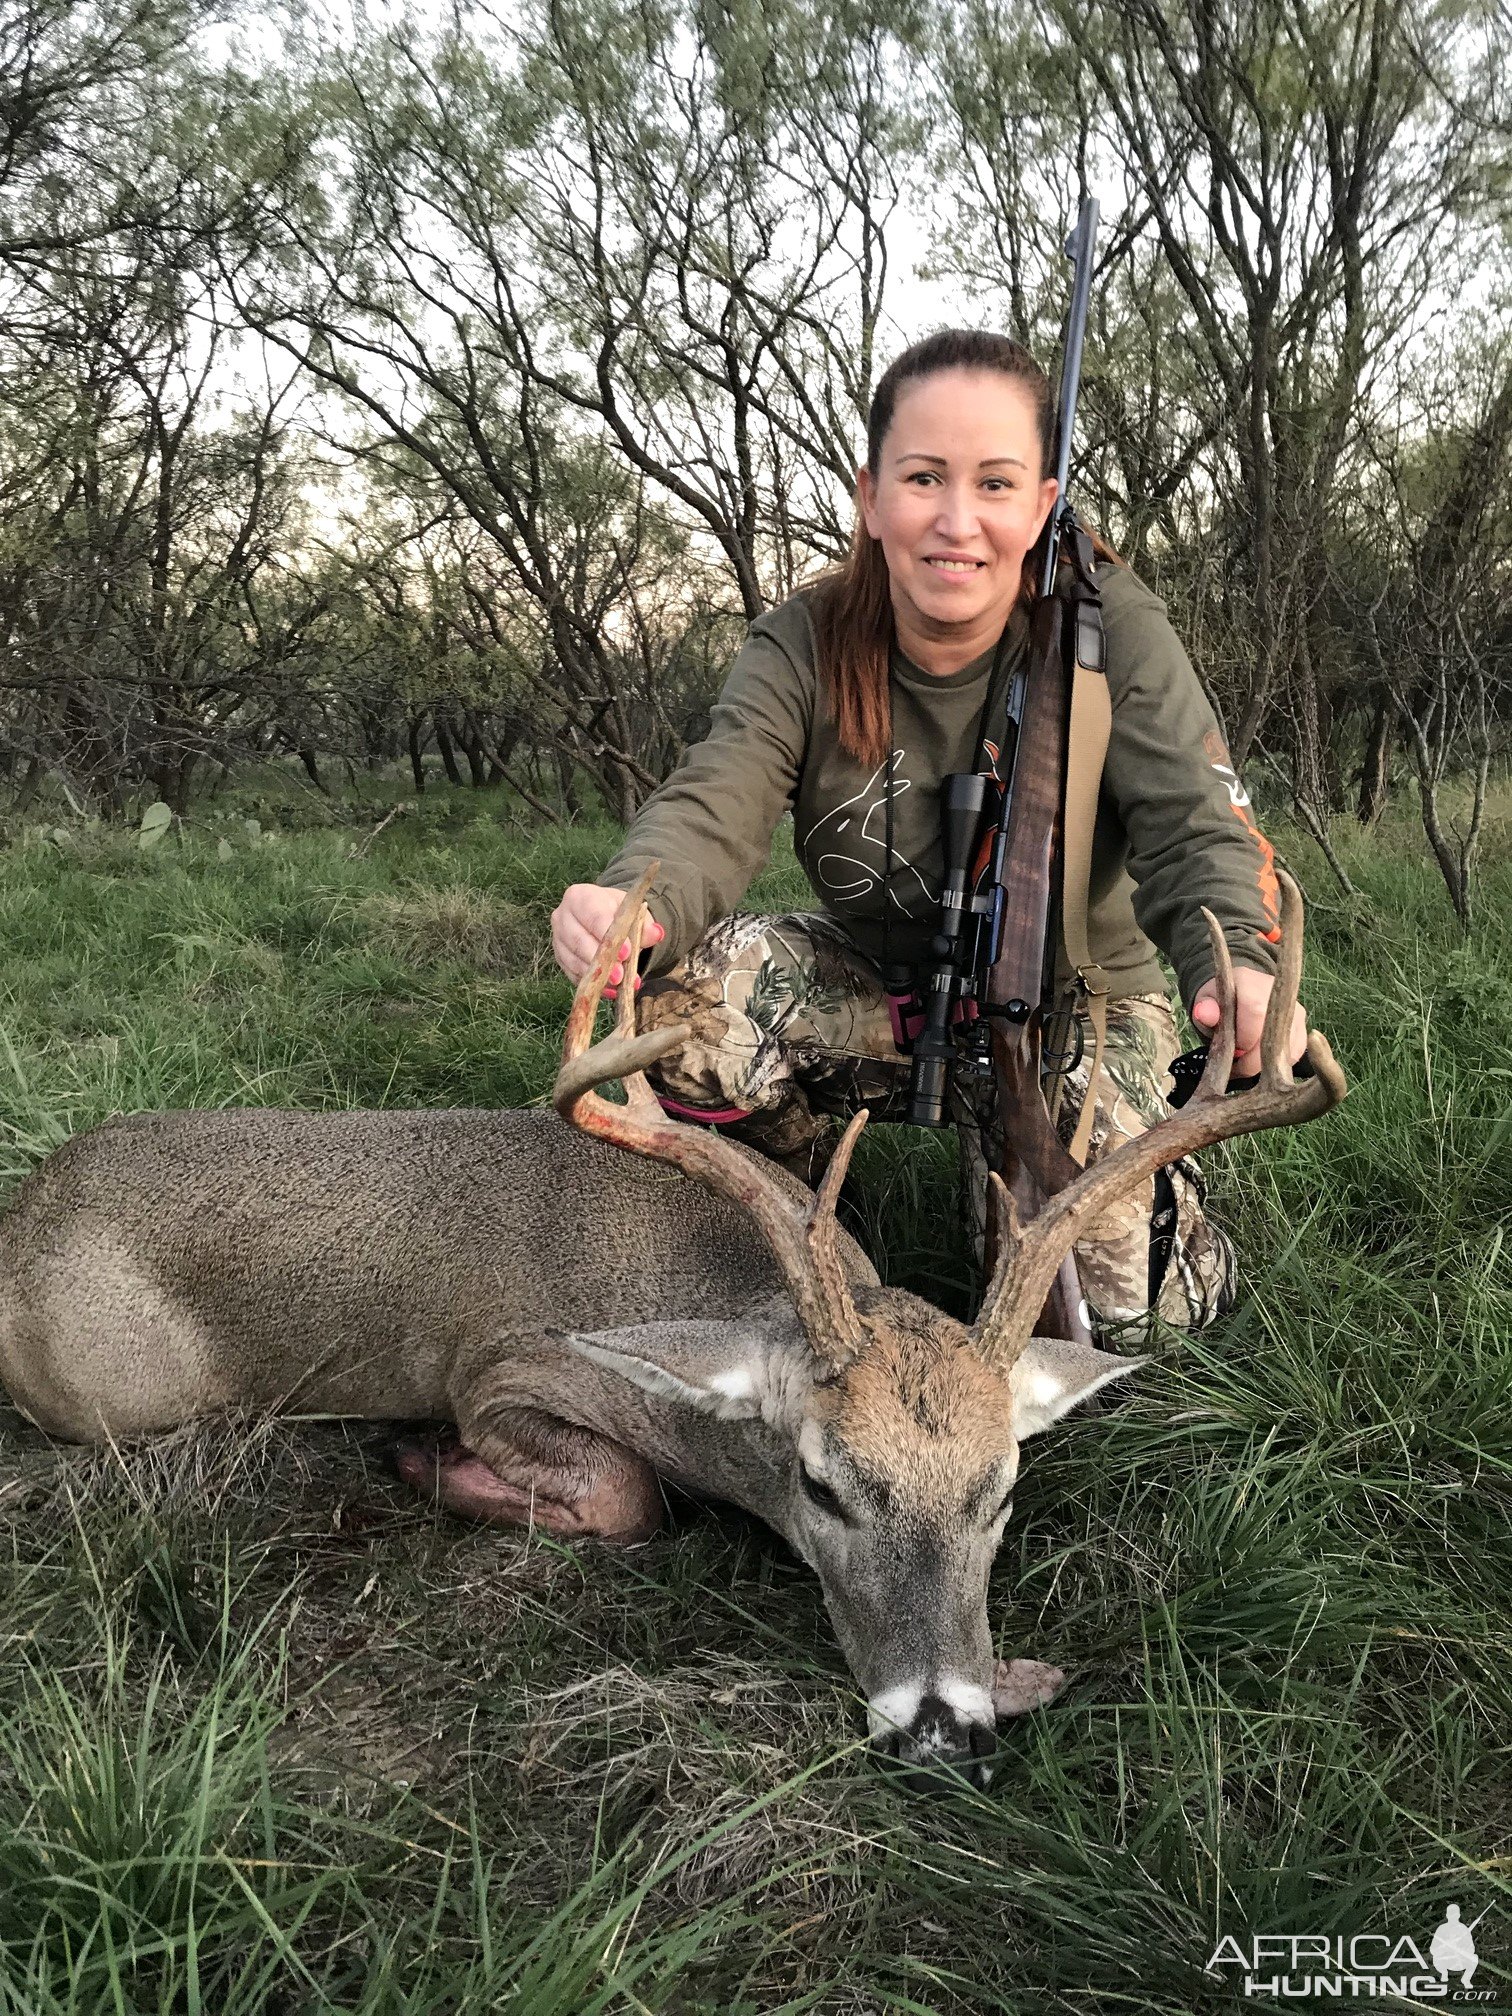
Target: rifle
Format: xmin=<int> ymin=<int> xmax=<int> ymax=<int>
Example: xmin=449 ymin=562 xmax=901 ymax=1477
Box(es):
xmin=897 ymin=199 xmax=1105 ymax=1343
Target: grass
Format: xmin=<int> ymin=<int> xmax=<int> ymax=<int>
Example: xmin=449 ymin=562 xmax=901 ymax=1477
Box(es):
xmin=0 ymin=767 xmax=1507 ymax=2012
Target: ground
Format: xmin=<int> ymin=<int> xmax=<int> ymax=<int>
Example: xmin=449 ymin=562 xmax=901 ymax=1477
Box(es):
xmin=0 ymin=773 xmax=1507 ymax=2013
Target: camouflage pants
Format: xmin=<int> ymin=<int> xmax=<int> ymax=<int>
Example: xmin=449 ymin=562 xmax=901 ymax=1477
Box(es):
xmin=636 ymin=911 xmax=1236 ymax=1334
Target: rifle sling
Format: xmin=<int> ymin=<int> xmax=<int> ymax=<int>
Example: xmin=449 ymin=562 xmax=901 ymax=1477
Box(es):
xmin=1056 ymin=529 xmax=1111 ymax=1168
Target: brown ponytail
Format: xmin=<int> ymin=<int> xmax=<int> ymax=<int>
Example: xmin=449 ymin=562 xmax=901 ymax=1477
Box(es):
xmin=808 ymin=328 xmax=1124 ymax=769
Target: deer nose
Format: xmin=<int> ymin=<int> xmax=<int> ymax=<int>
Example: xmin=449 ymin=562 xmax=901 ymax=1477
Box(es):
xmin=872 ymin=1693 xmax=997 ymax=1794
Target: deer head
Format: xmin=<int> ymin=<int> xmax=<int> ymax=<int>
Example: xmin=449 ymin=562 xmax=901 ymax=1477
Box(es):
xmin=553 ymin=866 xmax=1346 ymax=1788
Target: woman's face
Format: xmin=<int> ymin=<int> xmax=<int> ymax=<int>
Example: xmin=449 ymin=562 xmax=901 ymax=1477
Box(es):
xmin=857 ymin=368 xmax=1059 ymax=643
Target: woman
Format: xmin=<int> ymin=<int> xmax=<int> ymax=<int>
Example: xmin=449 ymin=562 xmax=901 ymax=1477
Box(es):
xmin=550 ymin=329 xmax=1303 ymax=1331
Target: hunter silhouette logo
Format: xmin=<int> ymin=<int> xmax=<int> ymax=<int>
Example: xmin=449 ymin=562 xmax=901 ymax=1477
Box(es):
xmin=1432 ymin=1905 xmax=1483 ymax=1988
xmin=1207 ymin=1903 xmax=1496 ymax=2000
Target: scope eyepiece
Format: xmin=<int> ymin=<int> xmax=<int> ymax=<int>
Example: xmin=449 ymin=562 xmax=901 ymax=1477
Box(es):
xmin=906 ymin=1049 xmax=952 ymax=1128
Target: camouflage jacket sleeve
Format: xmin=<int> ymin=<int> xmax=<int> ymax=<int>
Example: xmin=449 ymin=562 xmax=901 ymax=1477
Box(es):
xmin=597 ymin=609 xmax=815 ymax=977
xmin=1099 ymin=564 xmax=1281 ymax=1008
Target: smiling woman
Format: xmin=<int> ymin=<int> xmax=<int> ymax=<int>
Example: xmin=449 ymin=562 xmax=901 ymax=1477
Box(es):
xmin=550 ymin=328 xmax=1301 ymax=1334
xmin=857 ymin=370 xmax=1058 ymax=683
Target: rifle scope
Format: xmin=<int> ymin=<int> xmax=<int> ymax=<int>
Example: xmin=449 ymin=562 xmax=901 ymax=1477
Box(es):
xmin=904 ymin=771 xmax=992 ymax=1127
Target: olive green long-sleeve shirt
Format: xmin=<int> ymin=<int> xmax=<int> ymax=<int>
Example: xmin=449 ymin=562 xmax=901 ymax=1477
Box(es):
xmin=600 ymin=562 xmax=1281 ymax=1011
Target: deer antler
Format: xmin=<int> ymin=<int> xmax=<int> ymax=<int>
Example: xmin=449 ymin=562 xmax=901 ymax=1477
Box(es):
xmin=970 ymin=870 xmax=1347 ymax=1371
xmin=553 ymin=864 xmax=871 ymax=1372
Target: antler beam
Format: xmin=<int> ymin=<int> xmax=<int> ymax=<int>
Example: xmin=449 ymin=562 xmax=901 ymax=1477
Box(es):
xmin=553 ymin=865 xmax=872 ymax=1372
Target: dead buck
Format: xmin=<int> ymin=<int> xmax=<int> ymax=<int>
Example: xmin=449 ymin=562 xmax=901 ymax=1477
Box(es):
xmin=0 ymin=866 xmax=1343 ymax=1787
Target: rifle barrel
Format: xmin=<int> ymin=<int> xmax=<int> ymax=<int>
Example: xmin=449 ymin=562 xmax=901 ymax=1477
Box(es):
xmin=1038 ymin=196 xmax=1100 ymax=600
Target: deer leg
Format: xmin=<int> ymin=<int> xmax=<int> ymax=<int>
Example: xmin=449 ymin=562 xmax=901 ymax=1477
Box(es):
xmin=395 ymin=1407 xmax=663 ymax=1543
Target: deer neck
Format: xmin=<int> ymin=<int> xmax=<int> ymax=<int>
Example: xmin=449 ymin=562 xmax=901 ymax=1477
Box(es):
xmin=483 ymin=1341 xmax=799 ymax=1529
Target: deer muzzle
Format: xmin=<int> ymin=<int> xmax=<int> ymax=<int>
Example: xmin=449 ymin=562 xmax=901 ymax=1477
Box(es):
xmin=867 ymin=1674 xmax=998 ymax=1793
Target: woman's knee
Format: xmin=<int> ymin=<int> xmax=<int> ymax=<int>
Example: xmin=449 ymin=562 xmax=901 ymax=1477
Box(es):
xmin=636 ymin=910 xmax=902 ymax=1120
xmin=956 ymin=992 xmax=1235 ymax=1331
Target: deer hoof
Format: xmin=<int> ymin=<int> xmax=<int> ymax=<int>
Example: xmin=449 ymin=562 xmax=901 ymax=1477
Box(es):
xmin=991 ymin=1658 xmax=1066 ymax=1718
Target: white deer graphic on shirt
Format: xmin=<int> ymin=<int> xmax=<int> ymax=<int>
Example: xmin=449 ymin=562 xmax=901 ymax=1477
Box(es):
xmin=801 ymin=751 xmax=939 ymax=917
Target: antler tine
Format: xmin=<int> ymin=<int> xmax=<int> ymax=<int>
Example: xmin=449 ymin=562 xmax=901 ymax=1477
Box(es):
xmin=555 ymin=867 xmax=691 ymax=1105
xmin=612 ymin=898 xmax=664 ymax=1117
xmin=970 ymin=871 xmax=1347 ymax=1373
xmin=1257 ymin=872 xmax=1306 ymax=1090
xmin=812 ymin=1109 xmax=869 ymax=1223
xmin=805 ymin=1109 xmax=871 ymax=1327
xmin=977 ymin=1172 xmax=1022 ymax=1318
xmin=1192 ymin=911 xmax=1237 ymax=1100
xmin=553 ymin=863 xmax=869 ymax=1372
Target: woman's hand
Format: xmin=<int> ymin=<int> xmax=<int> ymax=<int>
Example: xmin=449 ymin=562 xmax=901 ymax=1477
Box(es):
xmin=1190 ymin=967 xmax=1307 ymax=1077
xmin=551 ymin=883 xmax=665 ymax=995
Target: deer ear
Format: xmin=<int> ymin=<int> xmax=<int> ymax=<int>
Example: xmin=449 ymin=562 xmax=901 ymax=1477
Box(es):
xmin=1008 ymin=1338 xmax=1144 ymax=1439
xmin=559 ymin=1311 xmax=811 ymax=1424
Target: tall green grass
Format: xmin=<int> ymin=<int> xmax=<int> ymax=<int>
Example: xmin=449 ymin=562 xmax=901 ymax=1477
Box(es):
xmin=0 ymin=774 xmax=1506 ymax=2012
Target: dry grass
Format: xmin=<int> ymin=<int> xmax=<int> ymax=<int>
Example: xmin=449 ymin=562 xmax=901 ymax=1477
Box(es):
xmin=362 ymin=886 xmax=544 ymax=978
xmin=0 ymin=795 xmax=1506 ymax=2010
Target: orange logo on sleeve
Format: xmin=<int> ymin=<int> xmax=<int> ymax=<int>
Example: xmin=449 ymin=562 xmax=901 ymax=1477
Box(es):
xmin=1204 ymin=731 xmax=1282 ymax=943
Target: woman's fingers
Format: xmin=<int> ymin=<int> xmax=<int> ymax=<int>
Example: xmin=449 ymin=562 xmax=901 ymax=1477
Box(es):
xmin=548 ymin=912 xmax=588 ymax=982
xmin=1191 ymin=971 xmax=1308 ymax=1070
xmin=550 ymin=887 xmax=621 ymax=981
xmin=1231 ymin=994 xmax=1266 ymax=1068
xmin=1232 ymin=997 xmax=1308 ymax=1071
xmin=551 ymin=884 xmax=664 ymax=984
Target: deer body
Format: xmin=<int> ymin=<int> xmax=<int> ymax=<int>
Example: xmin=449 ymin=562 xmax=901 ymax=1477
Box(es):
xmin=0 ymin=1104 xmax=860 ymax=1464
xmin=0 ymin=1097 xmax=1114 ymax=1778
xmin=0 ymin=866 xmax=1345 ymax=1788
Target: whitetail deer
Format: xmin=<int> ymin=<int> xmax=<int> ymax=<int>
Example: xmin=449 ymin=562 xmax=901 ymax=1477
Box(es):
xmin=0 ymin=865 xmax=1343 ymax=1787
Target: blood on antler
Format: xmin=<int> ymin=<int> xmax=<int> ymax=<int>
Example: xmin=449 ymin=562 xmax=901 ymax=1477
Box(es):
xmin=553 ymin=864 xmax=872 ymax=1371
xmin=968 ymin=870 xmax=1346 ymax=1370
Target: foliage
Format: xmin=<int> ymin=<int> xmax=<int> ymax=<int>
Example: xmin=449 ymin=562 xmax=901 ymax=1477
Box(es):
xmin=0 ymin=0 xmax=1508 ymax=913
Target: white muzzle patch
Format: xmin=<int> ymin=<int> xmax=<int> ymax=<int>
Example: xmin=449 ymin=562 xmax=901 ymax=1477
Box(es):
xmin=867 ymin=1673 xmax=995 ymax=1749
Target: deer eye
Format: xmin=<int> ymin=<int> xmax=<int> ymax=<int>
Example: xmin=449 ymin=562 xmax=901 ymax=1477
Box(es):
xmin=799 ymin=1467 xmax=847 ymax=1520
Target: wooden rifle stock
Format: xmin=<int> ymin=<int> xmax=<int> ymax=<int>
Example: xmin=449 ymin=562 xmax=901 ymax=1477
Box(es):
xmin=987 ymin=592 xmax=1066 ymax=1021
xmin=984 ymin=588 xmax=1090 ymax=1343
xmin=971 ymin=196 xmax=1102 ymax=1344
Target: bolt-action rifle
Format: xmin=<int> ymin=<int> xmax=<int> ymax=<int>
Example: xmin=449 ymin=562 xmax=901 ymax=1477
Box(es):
xmin=893 ymin=200 xmax=1106 ymax=1342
